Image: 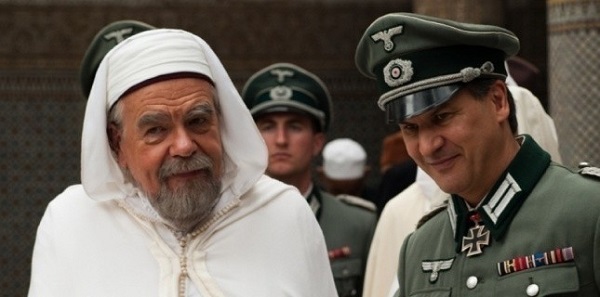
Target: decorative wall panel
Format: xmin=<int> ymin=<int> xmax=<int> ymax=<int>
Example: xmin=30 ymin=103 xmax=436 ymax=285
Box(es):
xmin=548 ymin=0 xmax=600 ymax=167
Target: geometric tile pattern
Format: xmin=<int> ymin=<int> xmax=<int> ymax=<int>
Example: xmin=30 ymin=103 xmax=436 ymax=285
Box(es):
xmin=0 ymin=70 xmax=84 ymax=295
xmin=548 ymin=0 xmax=600 ymax=167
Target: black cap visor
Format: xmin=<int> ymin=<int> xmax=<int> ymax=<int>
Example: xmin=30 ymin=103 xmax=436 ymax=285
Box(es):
xmin=385 ymin=84 xmax=462 ymax=123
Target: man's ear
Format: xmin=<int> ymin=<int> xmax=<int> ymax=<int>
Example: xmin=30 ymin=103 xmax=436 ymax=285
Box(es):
xmin=490 ymin=80 xmax=510 ymax=122
xmin=107 ymin=123 xmax=121 ymax=157
xmin=312 ymin=132 xmax=326 ymax=157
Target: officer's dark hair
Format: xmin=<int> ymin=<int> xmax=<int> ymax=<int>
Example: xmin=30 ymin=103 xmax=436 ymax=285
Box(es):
xmin=463 ymin=78 xmax=518 ymax=135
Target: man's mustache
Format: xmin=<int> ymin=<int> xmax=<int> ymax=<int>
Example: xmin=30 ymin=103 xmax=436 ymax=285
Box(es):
xmin=158 ymin=154 xmax=214 ymax=180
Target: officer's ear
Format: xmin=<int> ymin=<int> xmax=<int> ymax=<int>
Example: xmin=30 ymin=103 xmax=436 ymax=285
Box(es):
xmin=489 ymin=80 xmax=510 ymax=124
xmin=312 ymin=132 xmax=326 ymax=157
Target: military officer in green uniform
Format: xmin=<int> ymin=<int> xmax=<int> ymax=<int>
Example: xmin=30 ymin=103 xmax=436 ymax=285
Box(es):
xmin=242 ymin=63 xmax=378 ymax=296
xmin=355 ymin=13 xmax=600 ymax=296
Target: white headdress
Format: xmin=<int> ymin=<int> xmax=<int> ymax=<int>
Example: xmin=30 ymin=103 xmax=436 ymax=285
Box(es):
xmin=81 ymin=29 xmax=267 ymax=207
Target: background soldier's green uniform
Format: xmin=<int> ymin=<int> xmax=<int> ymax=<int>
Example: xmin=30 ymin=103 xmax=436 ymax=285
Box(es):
xmin=243 ymin=63 xmax=377 ymax=296
xmin=355 ymin=12 xmax=600 ymax=297
xmin=310 ymin=188 xmax=377 ymax=296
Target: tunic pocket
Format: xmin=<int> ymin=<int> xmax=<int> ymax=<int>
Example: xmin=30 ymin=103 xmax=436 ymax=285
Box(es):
xmin=494 ymin=263 xmax=579 ymax=296
xmin=331 ymin=258 xmax=362 ymax=297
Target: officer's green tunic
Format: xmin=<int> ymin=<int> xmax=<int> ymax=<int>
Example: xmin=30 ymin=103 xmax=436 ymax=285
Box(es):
xmin=396 ymin=136 xmax=600 ymax=296
xmin=309 ymin=187 xmax=378 ymax=297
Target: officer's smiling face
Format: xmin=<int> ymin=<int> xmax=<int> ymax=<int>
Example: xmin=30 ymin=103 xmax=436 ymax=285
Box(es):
xmin=399 ymin=81 xmax=514 ymax=205
xmin=255 ymin=112 xmax=325 ymax=186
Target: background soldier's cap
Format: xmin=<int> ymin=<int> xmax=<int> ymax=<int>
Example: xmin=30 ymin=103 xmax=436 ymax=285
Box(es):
xmin=355 ymin=12 xmax=520 ymax=122
xmin=241 ymin=62 xmax=333 ymax=132
xmin=79 ymin=20 xmax=155 ymax=98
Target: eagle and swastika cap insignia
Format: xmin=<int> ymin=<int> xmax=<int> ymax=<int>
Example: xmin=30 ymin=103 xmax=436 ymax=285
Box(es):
xmin=241 ymin=62 xmax=333 ymax=132
xmin=355 ymin=13 xmax=520 ymax=123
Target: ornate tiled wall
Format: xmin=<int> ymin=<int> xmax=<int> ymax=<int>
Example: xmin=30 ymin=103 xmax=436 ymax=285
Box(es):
xmin=0 ymin=1 xmax=410 ymax=295
xmin=548 ymin=0 xmax=600 ymax=167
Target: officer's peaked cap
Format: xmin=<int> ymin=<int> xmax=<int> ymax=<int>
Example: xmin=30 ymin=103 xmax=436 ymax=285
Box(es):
xmin=79 ymin=20 xmax=155 ymax=98
xmin=355 ymin=13 xmax=520 ymax=122
xmin=241 ymin=62 xmax=333 ymax=132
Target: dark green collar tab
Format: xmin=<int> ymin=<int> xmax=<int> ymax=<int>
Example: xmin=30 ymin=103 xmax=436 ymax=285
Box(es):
xmin=449 ymin=135 xmax=551 ymax=251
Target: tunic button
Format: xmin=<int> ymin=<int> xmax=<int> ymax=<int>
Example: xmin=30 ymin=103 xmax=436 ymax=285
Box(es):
xmin=526 ymin=284 xmax=540 ymax=296
xmin=466 ymin=276 xmax=478 ymax=289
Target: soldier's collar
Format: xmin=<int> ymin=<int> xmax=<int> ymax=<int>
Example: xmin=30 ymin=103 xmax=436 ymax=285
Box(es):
xmin=307 ymin=182 xmax=323 ymax=218
xmin=448 ymin=135 xmax=551 ymax=250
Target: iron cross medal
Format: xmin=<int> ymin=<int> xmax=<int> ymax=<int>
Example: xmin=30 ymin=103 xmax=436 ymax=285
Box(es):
xmin=461 ymin=224 xmax=490 ymax=257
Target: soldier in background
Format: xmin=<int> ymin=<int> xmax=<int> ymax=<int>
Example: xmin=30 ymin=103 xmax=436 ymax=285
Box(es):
xmin=79 ymin=20 xmax=155 ymax=98
xmin=242 ymin=63 xmax=377 ymax=297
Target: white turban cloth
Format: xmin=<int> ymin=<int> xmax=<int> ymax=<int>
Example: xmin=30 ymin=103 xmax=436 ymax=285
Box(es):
xmin=81 ymin=29 xmax=268 ymax=211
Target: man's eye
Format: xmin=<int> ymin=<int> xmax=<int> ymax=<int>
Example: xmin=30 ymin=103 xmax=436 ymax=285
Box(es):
xmin=188 ymin=117 xmax=207 ymax=127
xmin=146 ymin=126 xmax=165 ymax=136
xmin=400 ymin=124 xmax=417 ymax=134
xmin=289 ymin=124 xmax=304 ymax=131
xmin=433 ymin=112 xmax=454 ymax=123
xmin=257 ymin=123 xmax=274 ymax=132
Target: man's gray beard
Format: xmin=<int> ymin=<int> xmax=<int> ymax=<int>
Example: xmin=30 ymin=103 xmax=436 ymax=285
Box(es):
xmin=125 ymin=154 xmax=222 ymax=233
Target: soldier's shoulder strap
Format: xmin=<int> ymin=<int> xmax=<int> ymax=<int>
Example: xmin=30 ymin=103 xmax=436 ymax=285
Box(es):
xmin=336 ymin=194 xmax=377 ymax=212
xmin=416 ymin=202 xmax=449 ymax=229
xmin=578 ymin=162 xmax=600 ymax=180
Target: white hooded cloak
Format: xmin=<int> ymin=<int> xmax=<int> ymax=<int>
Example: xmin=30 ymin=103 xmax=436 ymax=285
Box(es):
xmin=29 ymin=29 xmax=336 ymax=297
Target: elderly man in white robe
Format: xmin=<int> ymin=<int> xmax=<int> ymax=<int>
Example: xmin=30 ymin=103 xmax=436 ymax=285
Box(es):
xmin=28 ymin=29 xmax=337 ymax=297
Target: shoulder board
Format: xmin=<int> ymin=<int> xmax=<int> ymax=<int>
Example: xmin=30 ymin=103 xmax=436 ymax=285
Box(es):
xmin=416 ymin=203 xmax=448 ymax=229
xmin=579 ymin=166 xmax=600 ymax=180
xmin=336 ymin=194 xmax=377 ymax=212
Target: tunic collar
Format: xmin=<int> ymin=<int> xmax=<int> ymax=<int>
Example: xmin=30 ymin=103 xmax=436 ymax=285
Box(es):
xmin=306 ymin=184 xmax=323 ymax=219
xmin=448 ymin=135 xmax=551 ymax=250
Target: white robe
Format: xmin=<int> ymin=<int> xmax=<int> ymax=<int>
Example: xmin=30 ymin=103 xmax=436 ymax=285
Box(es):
xmin=29 ymin=177 xmax=335 ymax=297
xmin=29 ymin=29 xmax=337 ymax=297
xmin=362 ymin=170 xmax=449 ymax=297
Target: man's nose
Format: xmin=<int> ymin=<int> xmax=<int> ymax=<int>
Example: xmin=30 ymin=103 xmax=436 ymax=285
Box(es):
xmin=274 ymin=127 xmax=288 ymax=145
xmin=418 ymin=130 xmax=444 ymax=157
xmin=170 ymin=128 xmax=197 ymax=157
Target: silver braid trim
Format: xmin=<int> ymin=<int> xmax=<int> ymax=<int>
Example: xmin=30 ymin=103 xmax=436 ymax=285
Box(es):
xmin=377 ymin=61 xmax=503 ymax=111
